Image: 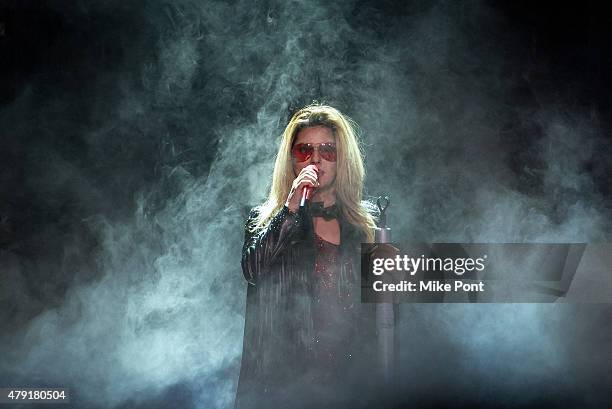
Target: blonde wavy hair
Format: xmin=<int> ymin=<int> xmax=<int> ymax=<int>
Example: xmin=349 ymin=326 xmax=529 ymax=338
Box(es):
xmin=252 ymin=104 xmax=377 ymax=242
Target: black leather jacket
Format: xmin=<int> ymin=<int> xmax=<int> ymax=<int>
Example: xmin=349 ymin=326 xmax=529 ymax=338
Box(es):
xmin=235 ymin=205 xmax=376 ymax=409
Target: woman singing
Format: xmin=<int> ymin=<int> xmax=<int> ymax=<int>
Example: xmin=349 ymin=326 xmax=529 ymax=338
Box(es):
xmin=235 ymin=105 xmax=378 ymax=409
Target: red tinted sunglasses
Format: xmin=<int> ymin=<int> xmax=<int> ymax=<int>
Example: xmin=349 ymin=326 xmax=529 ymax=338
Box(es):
xmin=291 ymin=143 xmax=337 ymax=162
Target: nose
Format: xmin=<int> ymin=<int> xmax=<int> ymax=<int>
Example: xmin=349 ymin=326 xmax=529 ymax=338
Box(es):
xmin=310 ymin=146 xmax=321 ymax=163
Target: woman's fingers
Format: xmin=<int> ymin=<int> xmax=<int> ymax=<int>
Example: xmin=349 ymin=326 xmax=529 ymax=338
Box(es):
xmin=299 ymin=168 xmax=318 ymax=181
xmin=303 ymin=164 xmax=319 ymax=174
xmin=294 ymin=170 xmax=319 ymax=188
xmin=294 ymin=178 xmax=318 ymax=190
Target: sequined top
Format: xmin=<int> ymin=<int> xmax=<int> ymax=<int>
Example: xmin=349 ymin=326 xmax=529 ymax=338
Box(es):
xmin=311 ymin=232 xmax=355 ymax=371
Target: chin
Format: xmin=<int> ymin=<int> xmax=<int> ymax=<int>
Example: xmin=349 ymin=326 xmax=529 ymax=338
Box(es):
xmin=318 ymin=181 xmax=332 ymax=190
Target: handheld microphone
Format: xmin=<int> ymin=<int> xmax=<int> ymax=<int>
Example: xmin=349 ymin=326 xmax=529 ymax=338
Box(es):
xmin=299 ymin=165 xmax=319 ymax=208
xmin=299 ymin=186 xmax=311 ymax=208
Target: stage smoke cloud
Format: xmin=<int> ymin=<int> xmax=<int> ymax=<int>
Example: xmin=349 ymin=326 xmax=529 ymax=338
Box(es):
xmin=0 ymin=1 xmax=610 ymax=408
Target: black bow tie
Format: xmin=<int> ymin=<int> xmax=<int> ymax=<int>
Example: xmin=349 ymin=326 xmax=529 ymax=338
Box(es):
xmin=310 ymin=202 xmax=339 ymax=220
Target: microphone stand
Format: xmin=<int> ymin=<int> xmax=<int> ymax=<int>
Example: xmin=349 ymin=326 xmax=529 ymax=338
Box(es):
xmin=374 ymin=196 xmax=398 ymax=387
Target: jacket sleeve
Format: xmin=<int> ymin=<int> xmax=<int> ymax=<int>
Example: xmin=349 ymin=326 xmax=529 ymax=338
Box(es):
xmin=241 ymin=206 xmax=304 ymax=285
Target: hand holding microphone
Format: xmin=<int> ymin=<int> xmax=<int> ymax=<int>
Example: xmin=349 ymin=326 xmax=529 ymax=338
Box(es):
xmin=285 ymin=165 xmax=319 ymax=213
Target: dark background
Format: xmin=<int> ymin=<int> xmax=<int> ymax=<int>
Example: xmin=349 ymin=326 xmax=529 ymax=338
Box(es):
xmin=0 ymin=0 xmax=611 ymax=408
